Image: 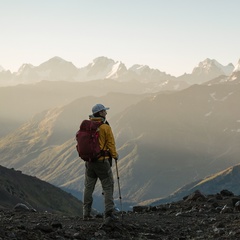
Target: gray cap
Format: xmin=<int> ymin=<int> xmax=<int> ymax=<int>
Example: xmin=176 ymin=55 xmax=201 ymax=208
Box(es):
xmin=92 ymin=104 xmax=110 ymax=114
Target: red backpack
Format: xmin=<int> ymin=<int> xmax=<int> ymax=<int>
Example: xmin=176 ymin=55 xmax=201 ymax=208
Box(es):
xmin=76 ymin=120 xmax=103 ymax=162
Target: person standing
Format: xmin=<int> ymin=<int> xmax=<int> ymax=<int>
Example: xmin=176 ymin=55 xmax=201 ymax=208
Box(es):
xmin=83 ymin=104 xmax=119 ymax=221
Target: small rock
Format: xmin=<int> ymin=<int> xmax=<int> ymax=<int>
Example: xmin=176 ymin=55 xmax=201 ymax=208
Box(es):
xmin=220 ymin=204 xmax=233 ymax=214
xmin=232 ymin=198 xmax=240 ymax=206
xmin=73 ymin=232 xmax=82 ymax=239
xmin=51 ymin=221 xmax=63 ymax=229
xmin=213 ymin=227 xmax=225 ymax=235
xmin=215 ymin=194 xmax=223 ymax=200
xmin=184 ymin=190 xmax=206 ymax=202
xmin=152 ymin=226 xmax=165 ymax=233
xmin=94 ymin=230 xmax=106 ymax=237
xmin=215 ymin=222 xmax=225 ymax=228
xmin=35 ymin=223 xmax=53 ymax=233
xmin=132 ymin=206 xmax=149 ymax=213
xmin=220 ymin=189 xmax=234 ymax=197
xmin=113 ymin=231 xmax=122 ymax=238
xmin=235 ymin=201 xmax=240 ymax=211
xmin=211 ymin=202 xmax=219 ymax=208
xmin=14 ymin=203 xmax=30 ymax=212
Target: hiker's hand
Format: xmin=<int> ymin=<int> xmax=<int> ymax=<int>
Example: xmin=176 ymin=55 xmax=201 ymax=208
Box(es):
xmin=114 ymin=156 xmax=118 ymax=161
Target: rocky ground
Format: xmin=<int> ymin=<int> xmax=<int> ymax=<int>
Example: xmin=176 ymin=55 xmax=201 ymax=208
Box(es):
xmin=1 ymin=190 xmax=240 ymax=240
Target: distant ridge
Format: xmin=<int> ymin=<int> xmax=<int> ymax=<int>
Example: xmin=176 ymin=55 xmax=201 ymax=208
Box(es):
xmin=1 ymin=61 xmax=240 ymax=211
xmin=142 ymin=164 xmax=240 ymax=206
xmin=0 ymin=56 xmax=239 ymax=86
xmin=2 ymin=73 xmax=240 ymax=209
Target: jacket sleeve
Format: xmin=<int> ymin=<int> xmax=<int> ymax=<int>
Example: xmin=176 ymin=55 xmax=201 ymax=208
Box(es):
xmin=99 ymin=124 xmax=118 ymax=159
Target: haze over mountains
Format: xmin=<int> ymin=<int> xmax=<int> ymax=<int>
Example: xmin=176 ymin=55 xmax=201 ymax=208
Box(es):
xmin=147 ymin=164 xmax=240 ymax=207
xmin=0 ymin=56 xmax=239 ymax=86
xmin=1 ymin=56 xmax=240 ymax=210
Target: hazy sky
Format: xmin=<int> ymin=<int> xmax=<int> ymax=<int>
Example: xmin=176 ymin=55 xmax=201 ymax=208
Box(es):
xmin=1 ymin=0 xmax=240 ymax=76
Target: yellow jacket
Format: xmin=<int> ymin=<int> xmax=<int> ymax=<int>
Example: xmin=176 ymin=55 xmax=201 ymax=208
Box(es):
xmin=90 ymin=117 xmax=118 ymax=160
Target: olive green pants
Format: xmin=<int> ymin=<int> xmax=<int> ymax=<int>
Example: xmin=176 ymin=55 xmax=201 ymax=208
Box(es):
xmin=83 ymin=160 xmax=114 ymax=216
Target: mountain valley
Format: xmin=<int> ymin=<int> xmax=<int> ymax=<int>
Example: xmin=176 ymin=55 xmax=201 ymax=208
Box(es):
xmin=1 ymin=57 xmax=240 ymax=212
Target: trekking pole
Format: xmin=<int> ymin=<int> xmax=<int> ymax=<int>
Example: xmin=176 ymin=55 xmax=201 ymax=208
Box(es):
xmin=115 ymin=159 xmax=123 ymax=222
xmin=102 ymin=191 xmax=105 ymax=221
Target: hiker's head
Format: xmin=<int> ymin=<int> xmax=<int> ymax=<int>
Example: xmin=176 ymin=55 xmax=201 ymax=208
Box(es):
xmin=92 ymin=104 xmax=109 ymax=118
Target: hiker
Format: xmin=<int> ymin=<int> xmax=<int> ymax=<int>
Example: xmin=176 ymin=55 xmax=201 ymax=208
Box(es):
xmin=83 ymin=104 xmax=119 ymax=220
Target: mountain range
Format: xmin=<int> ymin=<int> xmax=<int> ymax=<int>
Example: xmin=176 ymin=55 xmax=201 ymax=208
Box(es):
xmin=1 ymin=67 xmax=240 ymax=210
xmin=1 ymin=56 xmax=239 ymax=137
xmin=1 ymin=56 xmax=239 ymax=87
xmin=1 ymin=55 xmax=240 ymax=210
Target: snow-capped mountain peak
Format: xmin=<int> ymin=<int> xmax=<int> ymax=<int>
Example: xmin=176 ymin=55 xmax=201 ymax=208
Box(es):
xmin=212 ymin=59 xmax=234 ymax=76
xmin=0 ymin=56 xmax=238 ymax=87
xmin=13 ymin=56 xmax=78 ymax=83
xmin=178 ymin=58 xmax=235 ymax=85
xmin=38 ymin=56 xmax=76 ymax=69
xmin=16 ymin=64 xmax=34 ymax=76
xmin=106 ymin=61 xmax=127 ymax=79
xmin=81 ymin=56 xmax=127 ymax=80
xmin=192 ymin=58 xmax=234 ymax=77
xmin=233 ymin=59 xmax=240 ymax=72
xmin=129 ymin=64 xmax=151 ymax=74
xmin=128 ymin=64 xmax=169 ymax=83
xmin=90 ymin=56 xmax=115 ymax=67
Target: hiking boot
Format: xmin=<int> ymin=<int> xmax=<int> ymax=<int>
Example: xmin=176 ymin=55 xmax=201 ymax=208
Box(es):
xmin=103 ymin=213 xmax=119 ymax=226
xmin=83 ymin=215 xmax=94 ymax=221
xmin=105 ymin=212 xmax=119 ymax=221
